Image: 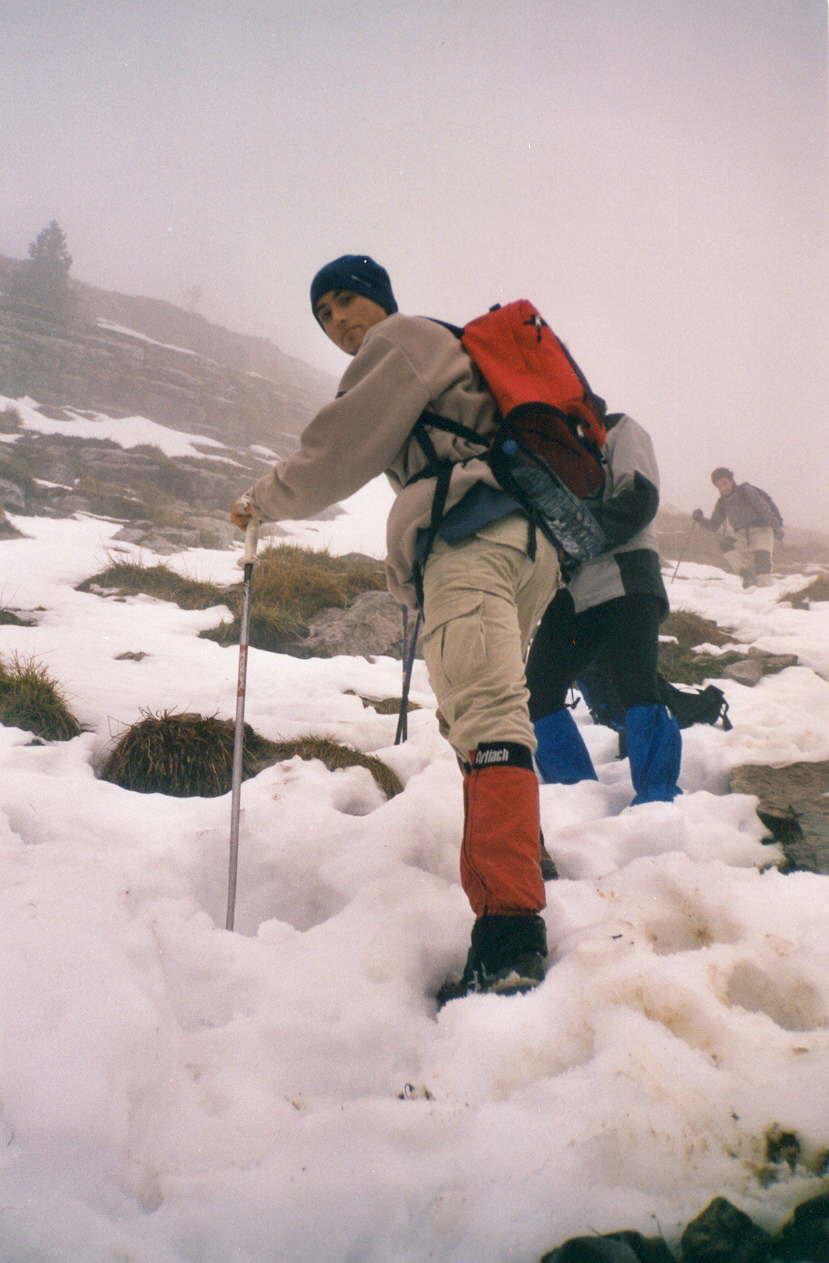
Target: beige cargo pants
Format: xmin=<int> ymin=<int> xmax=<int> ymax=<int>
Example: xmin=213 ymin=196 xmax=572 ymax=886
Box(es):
xmin=721 ymin=524 xmax=775 ymax=587
xmin=420 ymin=512 xmax=560 ymax=762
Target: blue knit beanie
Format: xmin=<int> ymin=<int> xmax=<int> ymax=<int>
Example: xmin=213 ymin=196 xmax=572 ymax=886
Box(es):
xmin=310 ymin=255 xmax=398 ymax=322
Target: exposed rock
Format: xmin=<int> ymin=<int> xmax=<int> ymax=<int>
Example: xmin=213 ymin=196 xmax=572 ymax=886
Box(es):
xmin=539 ymin=1193 xmax=829 ymax=1262
xmin=767 ymin=1193 xmax=829 ymax=1260
xmin=0 ymin=478 xmax=26 ymax=511
xmin=541 ymin=1236 xmax=642 ymax=1261
xmin=730 ymin=760 xmax=829 ymax=873
xmin=722 ymin=659 xmax=765 ymax=686
xmin=722 ymin=651 xmax=799 ymax=687
xmin=0 ymin=279 xmax=334 ymax=454
xmin=110 ymin=523 xmax=201 ymax=553
xmin=680 ymin=1196 xmax=769 ymax=1262
xmin=303 ymin=590 xmax=422 ymax=660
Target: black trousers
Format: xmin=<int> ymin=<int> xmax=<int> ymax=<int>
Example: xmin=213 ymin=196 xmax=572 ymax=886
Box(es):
xmin=526 ymin=590 xmax=663 ymax=722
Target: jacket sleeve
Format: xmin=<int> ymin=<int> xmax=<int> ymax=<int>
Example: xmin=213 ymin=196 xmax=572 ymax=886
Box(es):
xmin=594 ymin=417 xmax=660 ymax=549
xmin=249 ymin=330 xmax=431 ymax=522
xmin=707 ymin=499 xmax=726 ymax=531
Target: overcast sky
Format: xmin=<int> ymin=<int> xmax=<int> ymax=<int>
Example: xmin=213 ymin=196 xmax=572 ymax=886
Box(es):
xmin=3 ymin=0 xmax=828 ymax=527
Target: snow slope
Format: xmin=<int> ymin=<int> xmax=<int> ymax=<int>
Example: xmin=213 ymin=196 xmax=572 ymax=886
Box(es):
xmin=1 ymin=420 xmax=829 ymax=1261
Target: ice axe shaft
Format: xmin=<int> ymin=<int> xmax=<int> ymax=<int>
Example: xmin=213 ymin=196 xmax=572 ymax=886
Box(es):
xmin=226 ymin=519 xmax=258 ymax=931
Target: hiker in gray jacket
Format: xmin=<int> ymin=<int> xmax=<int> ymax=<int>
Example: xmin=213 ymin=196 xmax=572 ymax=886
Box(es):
xmin=693 ymin=468 xmax=783 ymax=588
xmin=525 ymin=412 xmax=682 ymax=806
xmin=231 ymin=255 xmax=560 ymax=1001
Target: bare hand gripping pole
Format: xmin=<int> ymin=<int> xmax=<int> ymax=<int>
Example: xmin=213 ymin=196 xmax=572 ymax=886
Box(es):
xmin=226 ymin=519 xmax=258 ymax=931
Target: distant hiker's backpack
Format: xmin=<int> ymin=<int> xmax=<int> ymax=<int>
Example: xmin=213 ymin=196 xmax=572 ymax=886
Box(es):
xmin=411 ymin=301 xmax=608 ymax=603
xmin=745 ymin=483 xmax=784 ymax=536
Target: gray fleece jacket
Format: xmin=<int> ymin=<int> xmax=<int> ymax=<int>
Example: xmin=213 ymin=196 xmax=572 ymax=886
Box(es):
xmin=566 ymin=413 xmax=668 ymax=616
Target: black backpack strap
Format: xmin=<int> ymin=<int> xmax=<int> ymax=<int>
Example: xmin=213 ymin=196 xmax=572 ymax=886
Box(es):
xmin=415 ymin=409 xmax=487 ymax=449
xmin=408 ymin=410 xmax=490 ymax=611
xmin=411 ymin=458 xmax=453 ymax=612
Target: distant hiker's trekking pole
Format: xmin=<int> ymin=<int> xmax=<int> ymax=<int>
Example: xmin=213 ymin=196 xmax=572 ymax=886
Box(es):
xmin=670 ymin=520 xmax=696 ymax=584
xmin=226 ymin=517 xmax=259 ymax=931
xmin=395 ymin=608 xmax=422 ymax=745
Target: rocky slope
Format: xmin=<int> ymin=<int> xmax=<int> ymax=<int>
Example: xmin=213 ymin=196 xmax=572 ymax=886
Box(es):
xmin=0 ymin=254 xmax=334 ymax=454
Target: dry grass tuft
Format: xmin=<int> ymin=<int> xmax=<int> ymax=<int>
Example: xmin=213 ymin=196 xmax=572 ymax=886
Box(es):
xmin=0 ymin=406 xmax=23 ymax=432
xmin=99 ymin=710 xmax=276 ymax=797
xmin=267 ymin=734 xmax=403 ymax=799
xmin=77 ymin=558 xmax=228 ymax=610
xmin=0 ymin=653 xmax=84 ymax=741
xmin=658 ymin=607 xmax=743 ymax=684
xmin=250 ymin=544 xmax=386 ymax=622
xmin=99 ymin=713 xmax=403 ymax=801
xmin=79 ymin=544 xmax=387 ymax=654
xmin=199 ymin=605 xmax=304 ymax=653
xmin=785 ymin=573 xmax=829 ymax=609
xmin=345 ymin=690 xmax=420 ymax=715
xmin=662 ymin=608 xmax=731 ymax=649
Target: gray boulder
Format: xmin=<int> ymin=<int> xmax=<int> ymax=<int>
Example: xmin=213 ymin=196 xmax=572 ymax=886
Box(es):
xmin=303 ymin=590 xmax=422 ymax=660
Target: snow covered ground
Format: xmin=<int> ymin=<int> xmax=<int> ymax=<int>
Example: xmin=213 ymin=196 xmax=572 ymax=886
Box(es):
xmin=1 ymin=417 xmax=829 ymax=1261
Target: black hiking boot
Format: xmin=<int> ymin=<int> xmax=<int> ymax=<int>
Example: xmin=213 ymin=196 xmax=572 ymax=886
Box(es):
xmin=436 ymin=913 xmax=547 ymax=1007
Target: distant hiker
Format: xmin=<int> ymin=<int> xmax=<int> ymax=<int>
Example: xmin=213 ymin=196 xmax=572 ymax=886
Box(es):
xmin=231 ymin=255 xmax=561 ymax=1001
xmin=525 ymin=414 xmax=682 ymax=806
xmin=693 ymin=468 xmax=783 ymax=588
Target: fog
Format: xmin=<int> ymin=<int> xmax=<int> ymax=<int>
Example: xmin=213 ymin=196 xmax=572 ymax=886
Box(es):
xmin=2 ymin=0 xmax=827 ymax=528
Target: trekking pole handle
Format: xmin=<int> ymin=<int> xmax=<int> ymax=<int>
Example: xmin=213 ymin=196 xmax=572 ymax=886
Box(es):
xmin=238 ymin=519 xmax=259 ymax=568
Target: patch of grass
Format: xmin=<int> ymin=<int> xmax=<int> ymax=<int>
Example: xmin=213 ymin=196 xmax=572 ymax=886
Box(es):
xmin=346 ymin=691 xmax=420 ymax=715
xmin=79 ymin=543 xmax=388 ymax=654
xmin=99 ymin=711 xmax=275 ymax=797
xmin=77 ymin=558 xmax=228 ymax=610
xmin=199 ymin=605 xmax=304 ymax=653
xmin=201 ymin=544 xmax=386 ymax=651
xmin=266 ymin=734 xmax=403 ymax=799
xmin=785 ymin=573 xmax=829 ymax=608
xmin=250 ymin=544 xmax=386 ymax=622
xmin=0 ymin=608 xmax=36 ymax=626
xmin=657 ymin=641 xmax=744 ymax=685
xmin=74 ymin=477 xmax=150 ymax=521
xmin=658 ymin=606 xmax=743 ymax=684
xmin=99 ymin=713 xmax=402 ymax=800
xmin=0 ymin=653 xmax=84 ymax=740
xmin=662 ymin=608 xmax=731 ymax=648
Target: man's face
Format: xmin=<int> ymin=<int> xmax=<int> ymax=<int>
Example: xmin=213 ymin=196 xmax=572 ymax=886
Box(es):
xmin=715 ymin=476 xmax=734 ymax=496
xmin=314 ymin=289 xmax=388 ymax=355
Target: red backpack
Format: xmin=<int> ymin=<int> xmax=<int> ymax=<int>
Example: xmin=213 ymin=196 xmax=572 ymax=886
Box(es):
xmin=461 ymin=300 xmax=606 ymax=498
xmin=411 ymin=301 xmax=607 ymax=602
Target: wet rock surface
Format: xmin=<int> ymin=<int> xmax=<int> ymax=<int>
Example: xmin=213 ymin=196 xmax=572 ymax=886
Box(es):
xmin=730 ymin=760 xmax=829 ymax=875
xmin=540 ymin=1193 xmax=829 ymax=1261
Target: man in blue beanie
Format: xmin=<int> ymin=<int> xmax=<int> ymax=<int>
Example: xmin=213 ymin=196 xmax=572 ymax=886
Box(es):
xmin=232 ymin=254 xmax=561 ymax=1003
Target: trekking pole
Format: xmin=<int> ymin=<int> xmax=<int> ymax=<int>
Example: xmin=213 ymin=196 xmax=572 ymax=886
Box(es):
xmin=670 ymin=519 xmax=696 ymax=584
xmin=395 ymin=609 xmax=422 ymax=746
xmin=397 ymin=607 xmax=409 ymax=744
xmin=226 ymin=518 xmax=259 ymax=931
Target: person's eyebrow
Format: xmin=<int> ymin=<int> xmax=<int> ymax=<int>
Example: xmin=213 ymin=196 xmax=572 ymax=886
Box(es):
xmin=315 ymin=289 xmax=347 ymax=319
